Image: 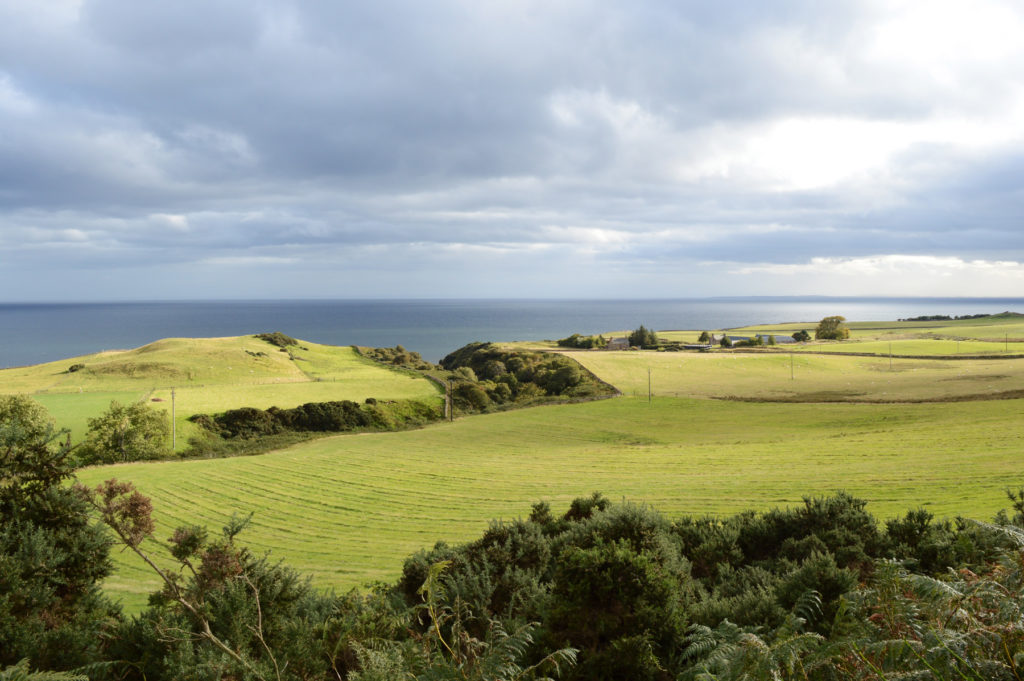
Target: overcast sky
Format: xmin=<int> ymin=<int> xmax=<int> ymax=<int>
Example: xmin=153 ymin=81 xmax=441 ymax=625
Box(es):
xmin=2 ymin=0 xmax=1023 ymax=300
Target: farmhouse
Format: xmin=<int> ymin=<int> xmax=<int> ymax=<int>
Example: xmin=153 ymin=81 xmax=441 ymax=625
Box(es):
xmin=606 ymin=337 xmax=630 ymax=350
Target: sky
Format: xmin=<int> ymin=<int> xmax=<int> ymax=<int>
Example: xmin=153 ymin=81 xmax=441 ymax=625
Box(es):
xmin=1 ymin=0 xmax=1023 ymax=300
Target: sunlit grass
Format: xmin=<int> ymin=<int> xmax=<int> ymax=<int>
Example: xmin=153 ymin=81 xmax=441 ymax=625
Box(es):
xmin=77 ymin=395 xmax=1024 ymax=611
xmin=565 ymin=350 xmax=1024 ymax=402
xmin=1 ymin=336 xmax=439 ymax=449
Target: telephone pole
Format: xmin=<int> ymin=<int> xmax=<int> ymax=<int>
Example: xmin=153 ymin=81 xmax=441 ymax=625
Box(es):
xmin=171 ymin=388 xmax=176 ymax=450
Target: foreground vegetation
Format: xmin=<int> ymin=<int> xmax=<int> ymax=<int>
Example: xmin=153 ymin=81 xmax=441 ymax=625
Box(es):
xmin=8 ymin=398 xmax=1024 ymax=680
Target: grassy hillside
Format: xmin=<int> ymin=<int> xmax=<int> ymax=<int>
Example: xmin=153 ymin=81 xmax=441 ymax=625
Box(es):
xmin=0 ymin=335 xmax=441 ymax=447
xmin=76 ymin=394 xmax=1022 ymax=611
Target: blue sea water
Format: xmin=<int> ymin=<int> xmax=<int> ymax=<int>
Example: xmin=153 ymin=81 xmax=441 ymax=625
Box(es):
xmin=1 ymin=297 xmax=1022 ymax=369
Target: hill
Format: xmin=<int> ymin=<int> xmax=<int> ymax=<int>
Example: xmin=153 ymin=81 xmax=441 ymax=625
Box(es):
xmin=0 ymin=334 xmax=442 ymax=449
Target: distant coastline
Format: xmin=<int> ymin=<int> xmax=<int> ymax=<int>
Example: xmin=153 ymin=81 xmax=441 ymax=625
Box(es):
xmin=3 ymin=297 xmax=1023 ymax=369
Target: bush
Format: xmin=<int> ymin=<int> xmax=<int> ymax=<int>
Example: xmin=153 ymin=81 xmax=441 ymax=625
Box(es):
xmin=254 ymin=332 xmax=298 ymax=348
xmin=0 ymin=396 xmax=117 ymax=670
xmin=189 ymin=398 xmax=441 ymax=443
xmin=67 ymin=363 xmax=85 ymax=373
xmin=77 ymin=401 xmax=170 ymax=465
xmin=557 ymin=334 xmax=608 ymax=349
xmin=439 ymin=343 xmax=614 ymax=413
xmin=360 ymin=345 xmax=436 ymax=370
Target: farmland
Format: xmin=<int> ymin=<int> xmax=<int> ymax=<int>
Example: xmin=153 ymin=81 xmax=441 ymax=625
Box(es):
xmin=24 ymin=313 xmax=1024 ymax=611
xmin=564 ymin=351 xmax=1024 ymax=401
xmin=0 ymin=335 xmax=442 ymax=448
xmin=77 ymin=394 xmax=1024 ymax=610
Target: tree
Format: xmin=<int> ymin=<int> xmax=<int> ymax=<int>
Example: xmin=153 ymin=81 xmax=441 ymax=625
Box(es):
xmin=628 ymin=325 xmax=658 ymax=349
xmin=720 ymin=335 xmax=733 ymax=348
xmin=814 ymin=316 xmax=849 ymax=340
xmin=0 ymin=396 xmax=116 ymax=671
xmin=698 ymin=331 xmax=711 ymax=343
xmin=78 ymin=400 xmax=170 ymax=465
xmin=792 ymin=330 xmax=811 ymax=342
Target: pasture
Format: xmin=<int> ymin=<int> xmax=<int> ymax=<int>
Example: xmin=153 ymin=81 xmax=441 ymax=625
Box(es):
xmin=0 ymin=336 xmax=441 ymax=447
xmin=76 ymin=393 xmax=1024 ymax=611
xmin=565 ymin=350 xmax=1024 ymax=401
xmin=24 ymin=312 xmax=1024 ymax=611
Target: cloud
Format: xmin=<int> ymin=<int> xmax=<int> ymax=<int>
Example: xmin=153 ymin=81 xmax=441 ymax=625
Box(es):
xmin=725 ymin=255 xmax=1024 ymax=296
xmin=1 ymin=1 xmax=1024 ymax=299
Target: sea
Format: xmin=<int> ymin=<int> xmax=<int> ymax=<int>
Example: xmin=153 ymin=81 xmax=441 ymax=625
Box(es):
xmin=2 ymin=297 xmax=1022 ymax=369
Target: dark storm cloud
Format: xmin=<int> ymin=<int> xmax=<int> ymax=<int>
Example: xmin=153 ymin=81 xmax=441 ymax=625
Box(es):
xmin=1 ymin=0 xmax=1023 ymax=298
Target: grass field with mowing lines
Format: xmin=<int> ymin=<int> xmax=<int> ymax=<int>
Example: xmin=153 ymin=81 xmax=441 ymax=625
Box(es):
xmin=76 ymin=394 xmax=1024 ymax=612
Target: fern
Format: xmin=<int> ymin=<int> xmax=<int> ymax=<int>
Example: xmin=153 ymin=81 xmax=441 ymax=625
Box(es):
xmin=0 ymin=661 xmax=87 ymax=681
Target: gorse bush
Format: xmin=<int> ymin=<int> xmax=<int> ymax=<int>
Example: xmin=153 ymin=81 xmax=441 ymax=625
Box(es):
xmin=439 ymin=343 xmax=615 ymax=414
xmin=190 ymin=398 xmax=441 ymax=440
xmin=360 ymin=345 xmax=436 ymax=370
xmin=254 ymin=332 xmax=299 ymax=348
xmin=0 ymin=396 xmax=117 ymax=672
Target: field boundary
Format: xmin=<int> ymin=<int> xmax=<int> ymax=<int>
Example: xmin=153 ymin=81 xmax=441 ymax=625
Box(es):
xmin=726 ymin=348 xmax=1024 ymax=360
xmin=715 ymin=388 xmax=1024 ymax=404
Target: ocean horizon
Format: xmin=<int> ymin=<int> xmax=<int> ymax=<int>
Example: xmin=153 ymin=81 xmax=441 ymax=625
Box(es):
xmin=2 ymin=296 xmax=1023 ymax=369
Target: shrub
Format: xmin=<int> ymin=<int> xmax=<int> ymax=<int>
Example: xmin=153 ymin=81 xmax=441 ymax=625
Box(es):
xmin=77 ymin=401 xmax=170 ymax=465
xmin=254 ymin=332 xmax=298 ymax=348
xmin=557 ymin=333 xmax=608 ymax=349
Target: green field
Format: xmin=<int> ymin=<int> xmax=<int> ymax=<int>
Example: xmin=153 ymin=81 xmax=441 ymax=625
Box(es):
xmin=1 ymin=336 xmax=441 ymax=447
xmin=19 ymin=313 xmax=1023 ymax=611
xmin=565 ymin=350 xmax=1024 ymax=401
xmin=76 ymin=393 xmax=1024 ymax=611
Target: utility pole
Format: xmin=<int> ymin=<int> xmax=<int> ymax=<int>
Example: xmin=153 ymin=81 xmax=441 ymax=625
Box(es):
xmin=889 ymin=342 xmax=892 ymax=371
xmin=648 ymin=367 xmax=652 ymax=403
xmin=790 ymin=353 xmax=794 ymax=381
xmin=171 ymin=388 xmax=176 ymax=450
